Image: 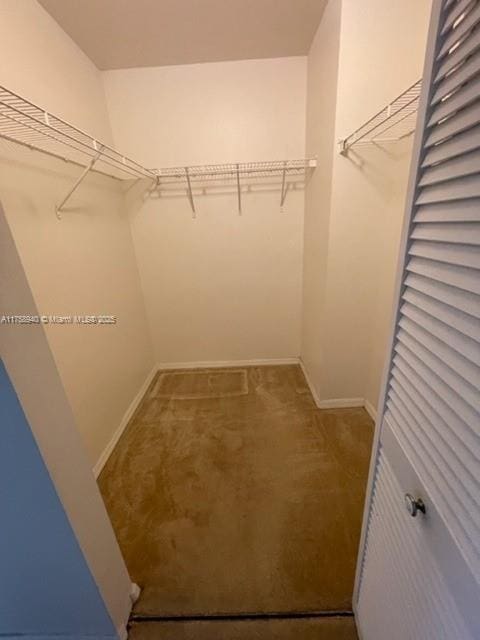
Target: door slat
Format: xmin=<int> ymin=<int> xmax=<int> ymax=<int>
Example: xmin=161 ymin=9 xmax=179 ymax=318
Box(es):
xmin=419 ymin=150 xmax=480 ymax=186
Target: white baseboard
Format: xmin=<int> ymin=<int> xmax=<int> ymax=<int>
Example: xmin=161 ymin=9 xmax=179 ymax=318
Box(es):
xmin=299 ymin=358 xmax=366 ymax=411
xmin=317 ymin=397 xmax=365 ymax=409
xmin=298 ymin=358 xmax=322 ymax=407
xmin=93 ymin=365 xmax=158 ymax=478
xmin=353 ymin=603 xmax=364 ymax=640
xmin=157 ymin=357 xmax=299 ymax=370
xmin=115 ymin=582 xmax=141 ymax=640
xmin=117 ymin=624 xmax=128 ymax=640
xmin=364 ymin=399 xmax=378 ymax=422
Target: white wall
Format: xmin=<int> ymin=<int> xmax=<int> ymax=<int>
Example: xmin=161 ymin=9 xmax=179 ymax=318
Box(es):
xmin=103 ymin=57 xmax=307 ymax=365
xmin=301 ymin=0 xmax=341 ymax=397
xmin=302 ymin=0 xmax=431 ymax=408
xmin=0 ymin=0 xmax=112 ymax=143
xmin=0 ymin=0 xmax=154 ymax=466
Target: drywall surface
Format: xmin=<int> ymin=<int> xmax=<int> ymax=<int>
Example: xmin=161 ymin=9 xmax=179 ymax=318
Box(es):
xmin=0 ymin=149 xmax=153 ymax=465
xmin=0 ymin=0 xmax=154 ymax=466
xmin=301 ymin=0 xmax=341 ymax=398
xmin=103 ymin=57 xmax=307 ymax=364
xmin=0 ymin=0 xmax=113 ymax=143
xmin=0 ymin=207 xmax=132 ymax=638
xmin=326 ymin=0 xmax=431 ymax=408
xmin=302 ymin=0 xmax=431 ymax=407
xmin=0 ymin=360 xmax=117 ymax=638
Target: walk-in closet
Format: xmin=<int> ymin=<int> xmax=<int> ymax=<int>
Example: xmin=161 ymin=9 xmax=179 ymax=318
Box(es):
xmin=1 ymin=1 xmax=479 ymax=639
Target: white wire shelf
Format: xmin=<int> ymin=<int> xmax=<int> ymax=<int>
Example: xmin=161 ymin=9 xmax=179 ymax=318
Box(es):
xmin=155 ymin=159 xmax=316 ymax=183
xmin=153 ymin=158 xmax=317 ymax=216
xmin=0 ymin=83 xmax=316 ymax=218
xmin=339 ymin=79 xmax=422 ymax=154
xmin=0 ymin=84 xmax=156 ymax=182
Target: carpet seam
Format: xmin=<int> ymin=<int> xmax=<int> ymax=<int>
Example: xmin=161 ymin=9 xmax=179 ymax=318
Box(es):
xmin=129 ymin=610 xmax=355 ymax=623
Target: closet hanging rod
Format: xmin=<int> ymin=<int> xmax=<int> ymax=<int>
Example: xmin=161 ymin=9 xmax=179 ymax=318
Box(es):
xmin=0 ymin=84 xmax=156 ymax=181
xmin=339 ymin=79 xmax=422 ymax=154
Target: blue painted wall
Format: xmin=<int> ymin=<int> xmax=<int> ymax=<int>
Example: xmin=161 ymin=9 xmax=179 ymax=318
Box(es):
xmin=0 ymin=360 xmax=117 ymax=638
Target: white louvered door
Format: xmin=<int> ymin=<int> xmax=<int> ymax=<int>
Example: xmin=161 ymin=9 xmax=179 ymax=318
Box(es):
xmin=355 ymin=1 xmax=480 ymax=638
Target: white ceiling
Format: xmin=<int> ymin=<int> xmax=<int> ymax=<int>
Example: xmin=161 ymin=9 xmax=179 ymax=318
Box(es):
xmin=38 ymin=0 xmax=327 ymax=70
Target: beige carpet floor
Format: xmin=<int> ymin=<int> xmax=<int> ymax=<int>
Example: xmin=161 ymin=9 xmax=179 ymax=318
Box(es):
xmin=128 ymin=617 xmax=358 ymax=639
xmin=99 ymin=365 xmax=373 ymax=616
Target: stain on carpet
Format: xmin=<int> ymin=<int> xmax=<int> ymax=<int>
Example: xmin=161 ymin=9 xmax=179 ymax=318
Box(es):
xmin=99 ymin=365 xmax=373 ymax=616
xmin=151 ymin=369 xmax=249 ymax=399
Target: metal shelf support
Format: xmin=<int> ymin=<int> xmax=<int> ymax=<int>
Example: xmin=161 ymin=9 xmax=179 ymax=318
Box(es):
xmin=236 ymin=163 xmax=242 ymax=215
xmin=185 ymin=167 xmax=196 ymax=218
xmin=55 ymin=149 xmax=103 ymax=218
xmin=280 ymin=161 xmax=288 ymax=210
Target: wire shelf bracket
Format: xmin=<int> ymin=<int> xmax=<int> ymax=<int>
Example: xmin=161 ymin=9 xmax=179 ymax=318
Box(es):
xmin=280 ymin=161 xmax=288 ymax=211
xmin=338 ymin=79 xmax=422 ymax=155
xmin=236 ymin=163 xmax=242 ymax=215
xmin=184 ymin=167 xmax=196 ymax=217
xmin=55 ymin=148 xmax=103 ymax=218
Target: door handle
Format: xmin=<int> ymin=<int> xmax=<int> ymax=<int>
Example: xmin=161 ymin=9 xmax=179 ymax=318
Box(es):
xmin=404 ymin=494 xmax=426 ymax=517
